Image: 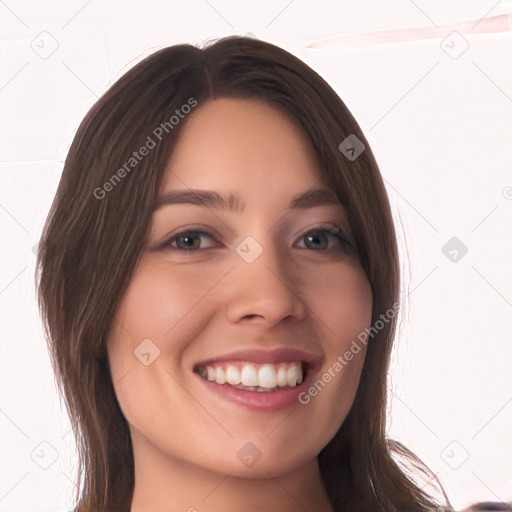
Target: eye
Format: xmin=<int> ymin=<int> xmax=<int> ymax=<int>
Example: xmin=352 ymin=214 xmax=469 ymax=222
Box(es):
xmin=295 ymin=227 xmax=353 ymax=252
xmin=155 ymin=226 xmax=353 ymax=253
xmin=160 ymin=229 xmax=219 ymax=251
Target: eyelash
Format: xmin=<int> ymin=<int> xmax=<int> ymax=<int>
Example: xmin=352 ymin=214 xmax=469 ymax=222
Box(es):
xmin=156 ymin=226 xmax=353 ymax=254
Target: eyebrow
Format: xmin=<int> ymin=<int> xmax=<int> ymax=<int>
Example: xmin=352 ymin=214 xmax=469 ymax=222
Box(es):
xmin=154 ymin=187 xmax=341 ymax=213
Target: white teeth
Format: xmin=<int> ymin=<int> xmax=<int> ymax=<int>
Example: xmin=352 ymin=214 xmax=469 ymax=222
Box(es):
xmin=258 ymin=364 xmax=277 ymax=389
xmin=215 ymin=366 xmax=226 ymax=384
xmin=276 ymin=366 xmax=287 ymax=387
xmin=240 ymin=364 xmax=258 ymax=386
xmin=199 ymin=361 xmax=303 ymax=390
xmin=286 ymin=366 xmax=299 ymax=387
xmin=226 ymin=366 xmax=241 ymax=385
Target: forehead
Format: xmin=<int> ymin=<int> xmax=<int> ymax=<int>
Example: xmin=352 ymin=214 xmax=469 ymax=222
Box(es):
xmin=161 ymin=97 xmax=324 ymax=193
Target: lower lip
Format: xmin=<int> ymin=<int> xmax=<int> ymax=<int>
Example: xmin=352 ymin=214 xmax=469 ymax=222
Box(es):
xmin=196 ymin=372 xmax=312 ymax=411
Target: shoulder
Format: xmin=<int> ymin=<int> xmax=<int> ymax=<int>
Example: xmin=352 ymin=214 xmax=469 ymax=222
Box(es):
xmin=461 ymin=503 xmax=512 ymax=511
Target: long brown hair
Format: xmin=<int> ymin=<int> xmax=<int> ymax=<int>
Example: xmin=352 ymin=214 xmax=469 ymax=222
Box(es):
xmin=36 ymin=35 xmax=452 ymax=512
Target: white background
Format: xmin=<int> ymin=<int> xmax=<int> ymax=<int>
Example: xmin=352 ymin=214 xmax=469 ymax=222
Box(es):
xmin=1 ymin=1 xmax=511 ymax=511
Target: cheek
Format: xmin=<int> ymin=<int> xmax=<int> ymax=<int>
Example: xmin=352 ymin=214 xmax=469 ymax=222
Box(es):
xmin=106 ymin=258 xmax=230 ymax=420
xmin=105 ymin=263 xmax=213 ymax=442
xmin=118 ymin=264 xmax=198 ymax=329
xmin=112 ymin=259 xmax=223 ymax=351
xmin=308 ymin=262 xmax=373 ymax=344
xmin=298 ymin=263 xmax=372 ymax=433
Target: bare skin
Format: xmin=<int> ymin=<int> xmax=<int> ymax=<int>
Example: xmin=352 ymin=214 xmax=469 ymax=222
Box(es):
xmin=107 ymin=98 xmax=373 ymax=512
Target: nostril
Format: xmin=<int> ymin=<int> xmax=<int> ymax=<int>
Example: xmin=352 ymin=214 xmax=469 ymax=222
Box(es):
xmin=242 ymin=314 xmax=265 ymax=321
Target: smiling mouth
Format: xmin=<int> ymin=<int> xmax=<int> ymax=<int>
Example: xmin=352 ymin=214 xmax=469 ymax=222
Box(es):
xmin=195 ymin=361 xmax=307 ymax=392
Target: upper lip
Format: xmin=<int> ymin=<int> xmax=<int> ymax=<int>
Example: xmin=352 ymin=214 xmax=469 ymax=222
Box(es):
xmin=193 ymin=347 xmax=323 ymax=370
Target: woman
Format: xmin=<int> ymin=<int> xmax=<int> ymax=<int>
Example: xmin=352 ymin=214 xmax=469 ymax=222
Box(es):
xmin=36 ymin=35 xmax=453 ymax=511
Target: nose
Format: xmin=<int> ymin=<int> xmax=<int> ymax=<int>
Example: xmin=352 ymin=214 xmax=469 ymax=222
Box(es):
xmin=225 ymin=239 xmax=307 ymax=326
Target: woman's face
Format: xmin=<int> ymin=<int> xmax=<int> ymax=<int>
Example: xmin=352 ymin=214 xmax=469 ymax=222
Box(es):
xmin=107 ymin=98 xmax=372 ymax=479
